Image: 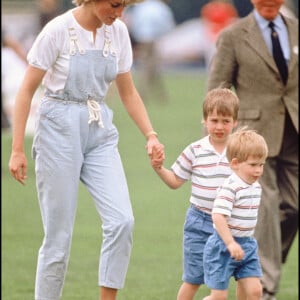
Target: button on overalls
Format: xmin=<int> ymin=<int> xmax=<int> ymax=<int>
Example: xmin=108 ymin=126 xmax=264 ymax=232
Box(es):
xmin=32 ymin=23 xmax=134 ymax=300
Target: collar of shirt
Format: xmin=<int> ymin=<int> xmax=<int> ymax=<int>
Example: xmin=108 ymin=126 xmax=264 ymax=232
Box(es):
xmin=253 ymin=9 xmax=285 ymax=31
xmin=202 ymin=135 xmax=227 ymax=158
xmin=253 ymin=9 xmax=290 ymax=62
xmin=230 ymin=172 xmax=260 ymax=189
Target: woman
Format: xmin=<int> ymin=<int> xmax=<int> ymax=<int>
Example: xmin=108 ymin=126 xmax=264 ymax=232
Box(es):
xmin=8 ymin=1 xmax=163 ymax=299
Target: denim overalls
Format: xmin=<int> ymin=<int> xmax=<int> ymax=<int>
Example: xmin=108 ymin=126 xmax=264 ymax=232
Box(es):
xmin=32 ymin=22 xmax=134 ymax=300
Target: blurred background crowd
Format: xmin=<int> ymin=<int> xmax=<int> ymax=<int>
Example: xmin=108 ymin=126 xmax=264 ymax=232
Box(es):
xmin=1 ymin=0 xmax=298 ymax=132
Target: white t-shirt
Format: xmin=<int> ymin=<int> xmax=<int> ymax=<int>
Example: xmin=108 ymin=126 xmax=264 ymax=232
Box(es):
xmin=27 ymin=9 xmax=133 ymax=93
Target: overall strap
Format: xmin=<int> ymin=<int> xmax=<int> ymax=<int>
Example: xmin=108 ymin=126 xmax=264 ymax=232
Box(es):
xmin=64 ymin=12 xmax=85 ymax=55
xmin=103 ymin=25 xmax=116 ymax=57
xmin=68 ymin=27 xmax=85 ymax=55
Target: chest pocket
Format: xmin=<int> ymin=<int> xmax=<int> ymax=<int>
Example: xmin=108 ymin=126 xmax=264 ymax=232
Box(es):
xmin=238 ymin=109 xmax=261 ymax=129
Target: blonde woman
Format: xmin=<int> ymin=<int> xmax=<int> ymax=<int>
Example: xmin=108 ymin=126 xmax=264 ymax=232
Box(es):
xmin=8 ymin=1 xmax=163 ymax=299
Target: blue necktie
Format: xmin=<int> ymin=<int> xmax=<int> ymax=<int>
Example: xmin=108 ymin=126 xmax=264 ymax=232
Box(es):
xmin=269 ymin=22 xmax=288 ymax=84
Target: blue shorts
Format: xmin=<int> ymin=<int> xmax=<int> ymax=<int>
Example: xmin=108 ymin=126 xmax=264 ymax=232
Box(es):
xmin=182 ymin=205 xmax=213 ymax=285
xmin=203 ymin=231 xmax=262 ymax=290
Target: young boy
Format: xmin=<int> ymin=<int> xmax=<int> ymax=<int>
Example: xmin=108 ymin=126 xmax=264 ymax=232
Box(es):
xmin=151 ymin=88 xmax=239 ymax=300
xmin=203 ymin=129 xmax=268 ymax=300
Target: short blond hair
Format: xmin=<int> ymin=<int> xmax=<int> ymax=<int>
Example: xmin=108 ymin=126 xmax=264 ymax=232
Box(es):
xmin=203 ymin=88 xmax=239 ymax=121
xmin=226 ymin=128 xmax=268 ymax=162
xmin=72 ymin=0 xmax=144 ymax=6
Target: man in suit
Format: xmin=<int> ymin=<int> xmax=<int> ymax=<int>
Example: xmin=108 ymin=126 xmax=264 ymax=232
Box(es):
xmin=206 ymin=1 xmax=298 ymax=299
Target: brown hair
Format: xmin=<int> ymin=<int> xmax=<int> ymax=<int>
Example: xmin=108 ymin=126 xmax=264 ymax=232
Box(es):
xmin=203 ymin=88 xmax=239 ymax=121
xmin=226 ymin=128 xmax=268 ymax=162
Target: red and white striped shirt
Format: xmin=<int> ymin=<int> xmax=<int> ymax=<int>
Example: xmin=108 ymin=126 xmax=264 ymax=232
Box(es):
xmin=171 ymin=135 xmax=232 ymax=214
xmin=212 ymin=172 xmax=262 ymax=237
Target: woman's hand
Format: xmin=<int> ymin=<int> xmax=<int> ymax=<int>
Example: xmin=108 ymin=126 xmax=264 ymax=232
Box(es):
xmin=9 ymin=151 xmax=28 ymax=185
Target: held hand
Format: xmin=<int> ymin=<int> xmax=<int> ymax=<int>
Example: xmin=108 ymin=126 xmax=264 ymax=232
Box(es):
xmin=146 ymin=137 xmax=165 ymax=170
xmin=227 ymin=240 xmax=244 ymax=261
xmin=9 ymin=151 xmax=28 ymax=185
xmin=151 ymin=144 xmax=165 ymax=170
xmin=146 ymin=135 xmax=165 ymax=159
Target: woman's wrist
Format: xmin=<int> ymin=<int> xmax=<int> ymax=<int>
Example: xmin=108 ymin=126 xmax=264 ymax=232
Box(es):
xmin=145 ymin=130 xmax=158 ymax=139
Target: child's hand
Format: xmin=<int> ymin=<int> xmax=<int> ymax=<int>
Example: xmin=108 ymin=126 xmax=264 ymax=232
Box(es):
xmin=151 ymin=144 xmax=165 ymax=170
xmin=227 ymin=241 xmax=244 ymax=261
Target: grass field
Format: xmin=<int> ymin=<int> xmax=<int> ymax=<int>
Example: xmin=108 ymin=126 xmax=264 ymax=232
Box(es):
xmin=2 ymin=71 xmax=298 ymax=299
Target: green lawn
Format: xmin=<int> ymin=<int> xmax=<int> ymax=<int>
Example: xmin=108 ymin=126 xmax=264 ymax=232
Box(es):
xmin=2 ymin=72 xmax=298 ymax=299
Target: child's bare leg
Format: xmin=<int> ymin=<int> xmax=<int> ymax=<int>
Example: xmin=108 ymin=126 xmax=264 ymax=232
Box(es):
xmin=236 ymin=280 xmax=246 ymax=300
xmin=177 ymin=282 xmax=200 ymax=300
xmin=205 ymin=289 xmax=228 ymax=300
xmin=238 ymin=277 xmax=262 ymax=300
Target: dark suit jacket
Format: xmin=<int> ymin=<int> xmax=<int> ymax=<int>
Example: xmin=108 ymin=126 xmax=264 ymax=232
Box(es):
xmin=207 ymin=12 xmax=298 ymax=157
